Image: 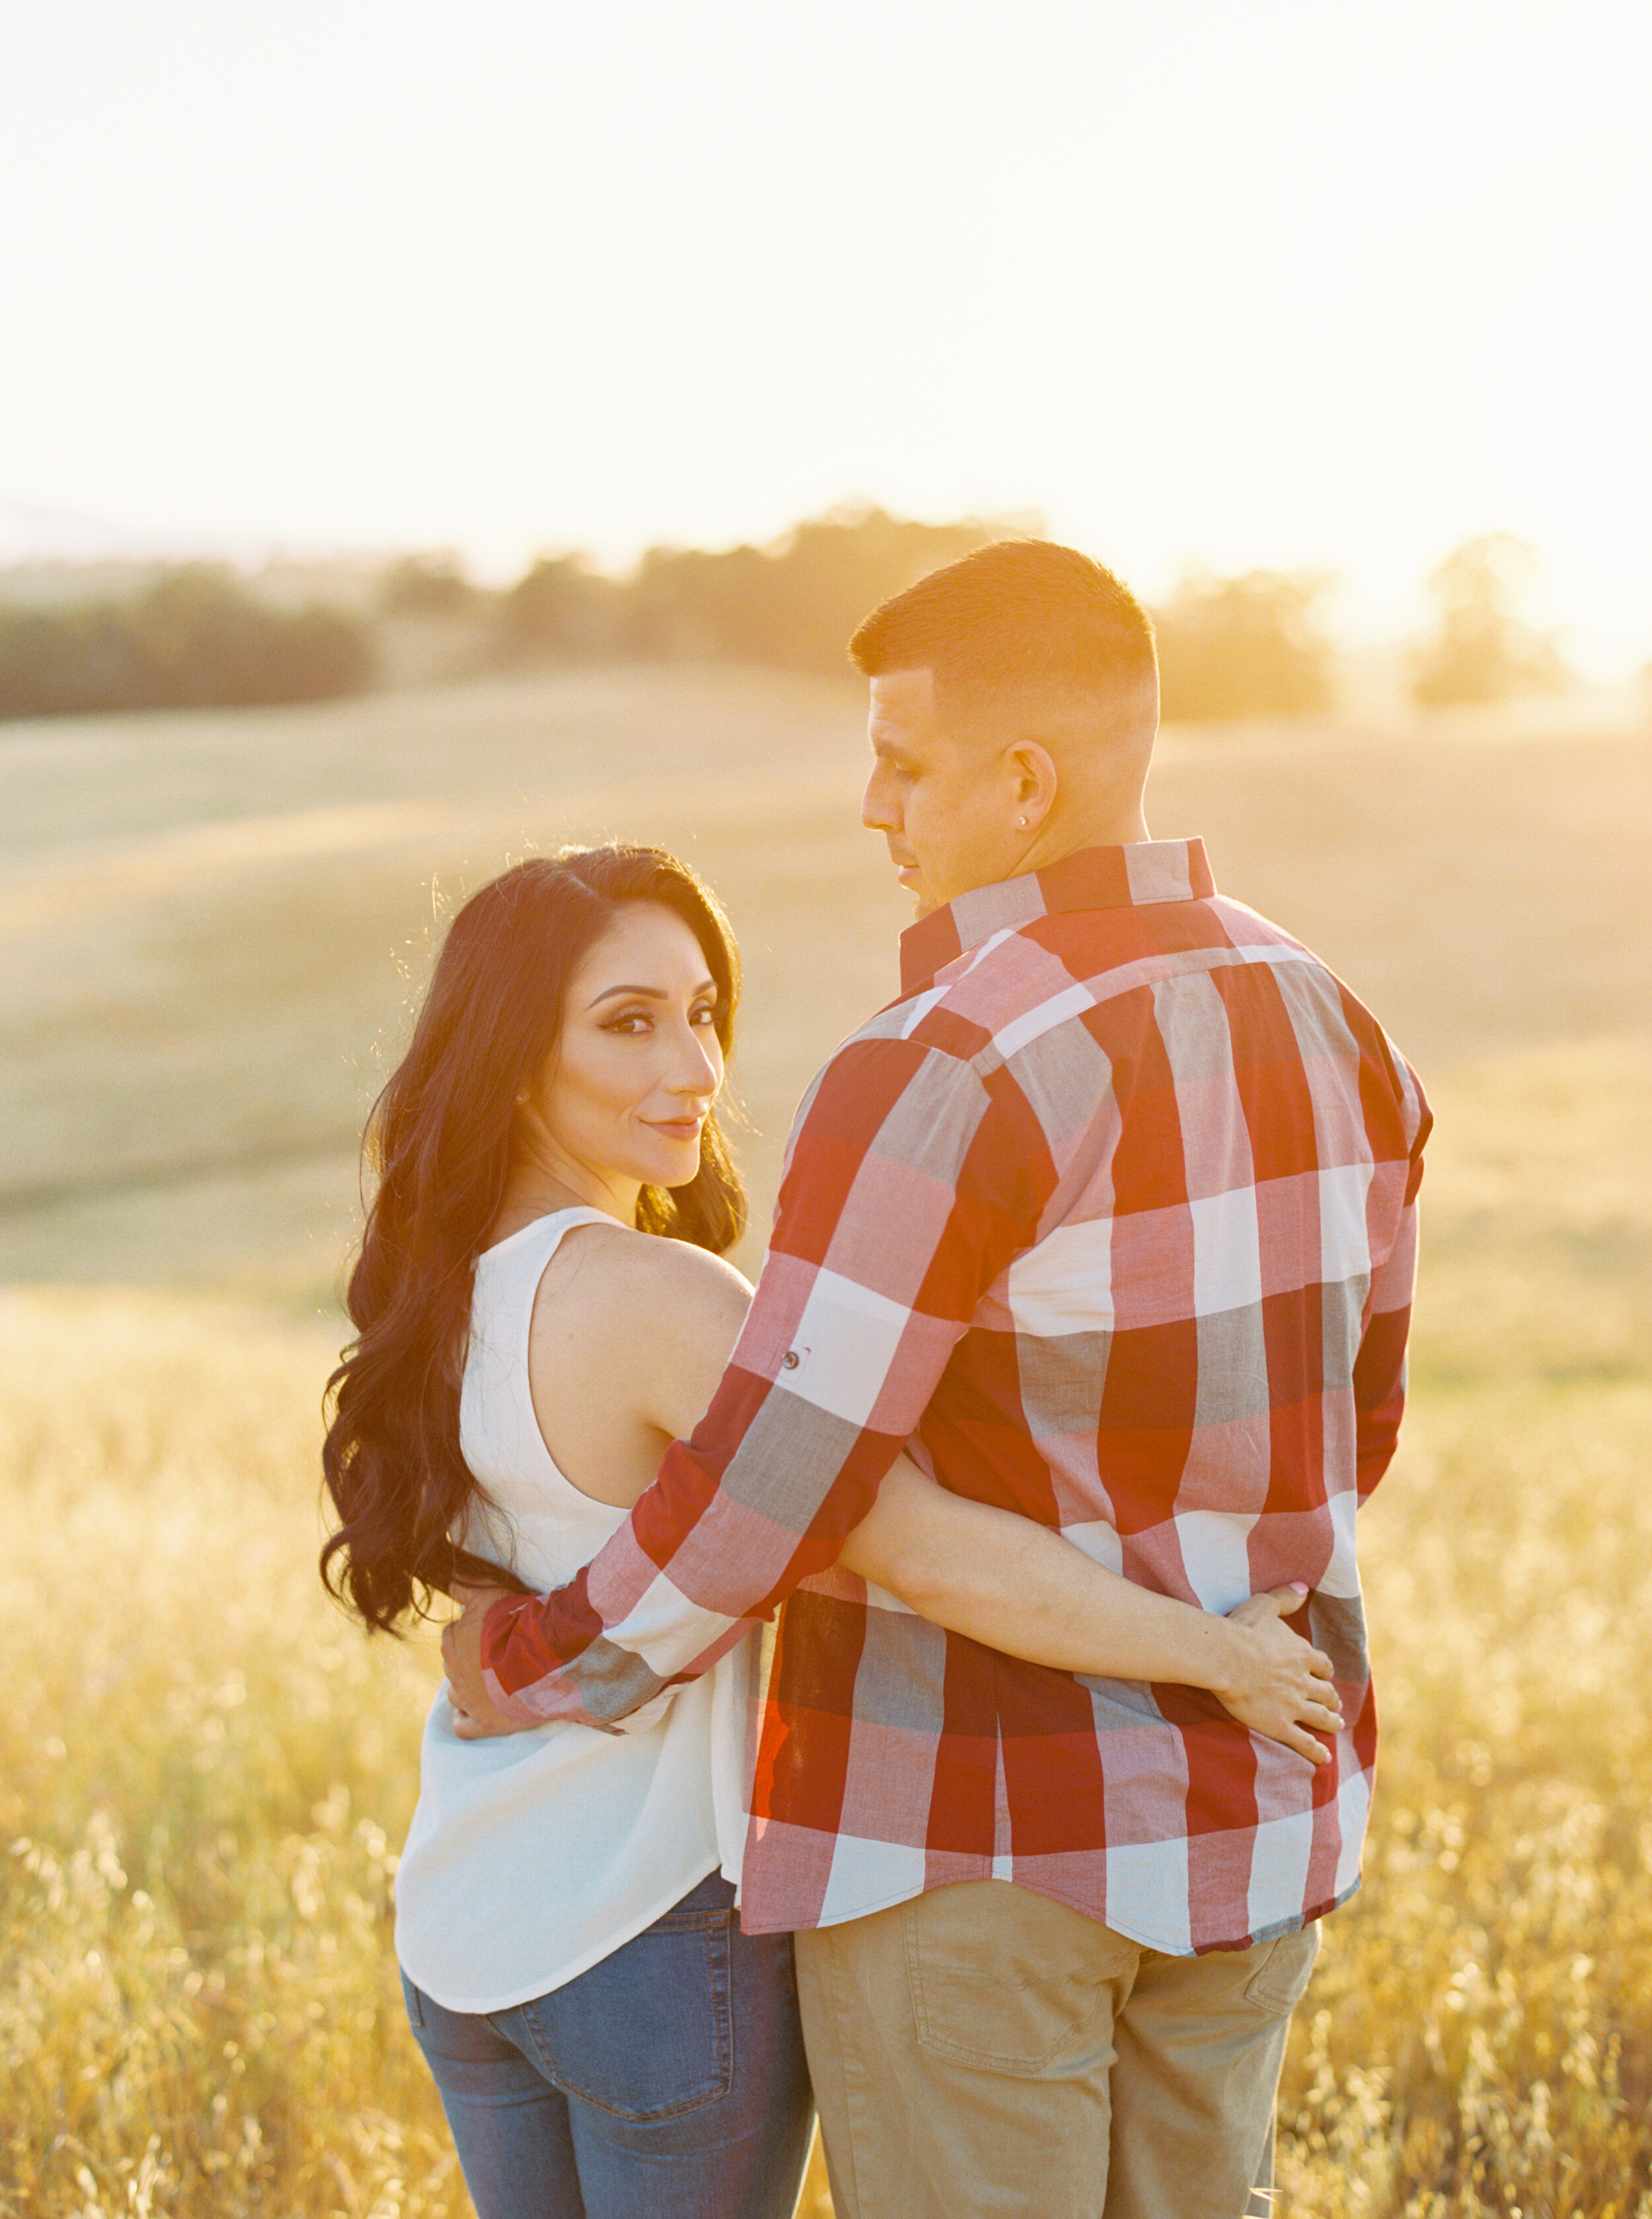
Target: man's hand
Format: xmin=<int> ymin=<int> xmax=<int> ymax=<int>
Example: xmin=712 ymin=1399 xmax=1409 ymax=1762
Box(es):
xmin=440 ymin=1584 xmax=529 ymax=1741
xmin=1209 ymin=1584 xmax=1343 ymax=1763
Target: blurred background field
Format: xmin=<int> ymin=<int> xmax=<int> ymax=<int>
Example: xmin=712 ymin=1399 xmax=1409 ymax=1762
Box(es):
xmin=2 ymin=665 xmax=1650 ymax=2215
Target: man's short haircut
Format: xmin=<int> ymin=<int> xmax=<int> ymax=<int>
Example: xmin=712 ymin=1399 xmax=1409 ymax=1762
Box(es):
xmin=848 ymin=539 xmax=1158 ymax=722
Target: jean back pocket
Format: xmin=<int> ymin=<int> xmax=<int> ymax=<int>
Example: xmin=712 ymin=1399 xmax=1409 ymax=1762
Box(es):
xmin=520 ymin=1897 xmax=736 ymax=2121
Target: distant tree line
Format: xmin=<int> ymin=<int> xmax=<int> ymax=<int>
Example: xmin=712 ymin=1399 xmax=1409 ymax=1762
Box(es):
xmin=0 ymin=565 xmax=371 ymax=720
xmin=492 ymin=508 xmax=999 ymax=673
xmin=484 ymin=510 xmax=1569 ymax=717
xmin=0 ymin=508 xmax=1574 ymax=725
xmin=486 ymin=508 xmax=1345 ymax=720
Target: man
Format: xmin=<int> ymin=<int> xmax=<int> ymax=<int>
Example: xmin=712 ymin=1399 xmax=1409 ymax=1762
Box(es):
xmin=447 ymin=539 xmax=1429 ymax=2216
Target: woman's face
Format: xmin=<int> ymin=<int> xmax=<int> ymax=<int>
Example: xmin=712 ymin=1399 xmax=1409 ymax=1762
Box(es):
xmin=525 ymin=900 xmax=725 ymax=1202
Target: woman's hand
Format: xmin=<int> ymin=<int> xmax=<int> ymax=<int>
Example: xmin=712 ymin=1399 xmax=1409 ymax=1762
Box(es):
xmin=1207 ymin=1585 xmax=1343 ymax=1763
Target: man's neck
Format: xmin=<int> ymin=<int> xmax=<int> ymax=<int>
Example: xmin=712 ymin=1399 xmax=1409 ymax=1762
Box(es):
xmin=918 ymin=809 xmax=1158 ymax=923
xmin=1013 ymin=801 xmax=1152 ymax=883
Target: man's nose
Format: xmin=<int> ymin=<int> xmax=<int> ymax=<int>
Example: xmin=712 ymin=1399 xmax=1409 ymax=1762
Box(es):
xmin=862 ymin=768 xmax=895 ymax=831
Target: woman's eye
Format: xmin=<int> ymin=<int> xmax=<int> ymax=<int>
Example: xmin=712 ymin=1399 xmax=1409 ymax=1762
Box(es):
xmin=605 ymin=1011 xmax=652 ymax=1035
xmin=692 ymin=1004 xmax=718 ymax=1026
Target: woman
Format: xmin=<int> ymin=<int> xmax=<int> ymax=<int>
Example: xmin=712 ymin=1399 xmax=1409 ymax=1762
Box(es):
xmin=321 ymin=844 xmax=1339 ymax=2219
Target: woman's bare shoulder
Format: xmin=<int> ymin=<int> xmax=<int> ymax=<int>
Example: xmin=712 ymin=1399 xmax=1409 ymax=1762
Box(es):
xmin=537 ymin=1223 xmax=755 ymax=1435
xmin=543 ymin=1220 xmax=753 ymax=1334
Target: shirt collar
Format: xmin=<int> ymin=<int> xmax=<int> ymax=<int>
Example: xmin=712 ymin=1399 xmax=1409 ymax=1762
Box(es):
xmin=898 ymin=839 xmax=1216 ymax=996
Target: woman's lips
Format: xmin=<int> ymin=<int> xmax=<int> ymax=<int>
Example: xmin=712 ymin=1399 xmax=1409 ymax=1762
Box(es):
xmin=648 ymin=1117 xmax=705 ymax=1140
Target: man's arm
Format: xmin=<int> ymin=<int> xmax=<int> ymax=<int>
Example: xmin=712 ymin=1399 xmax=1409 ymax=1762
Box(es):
xmin=1353 ymin=1053 xmax=1431 ymax=1501
xmin=476 ymin=1032 xmax=1039 ymax=1729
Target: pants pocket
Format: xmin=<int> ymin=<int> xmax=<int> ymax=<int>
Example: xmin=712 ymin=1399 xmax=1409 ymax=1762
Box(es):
xmin=903 ymin=1881 xmax=1120 ymax=2079
xmin=523 ymin=1899 xmax=736 ymax=2121
xmin=1242 ymin=1924 xmax=1321 ymax=2017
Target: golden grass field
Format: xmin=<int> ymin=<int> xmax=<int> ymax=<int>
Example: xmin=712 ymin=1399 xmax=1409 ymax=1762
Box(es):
xmin=1 ymin=668 xmax=1649 ymax=2214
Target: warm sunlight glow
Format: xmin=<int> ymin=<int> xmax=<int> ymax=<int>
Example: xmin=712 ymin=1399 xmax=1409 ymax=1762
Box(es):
xmin=3 ymin=0 xmax=1648 ymax=672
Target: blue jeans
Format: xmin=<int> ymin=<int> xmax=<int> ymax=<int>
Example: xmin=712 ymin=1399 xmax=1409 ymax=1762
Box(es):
xmin=401 ymin=1872 xmax=813 ymax=2219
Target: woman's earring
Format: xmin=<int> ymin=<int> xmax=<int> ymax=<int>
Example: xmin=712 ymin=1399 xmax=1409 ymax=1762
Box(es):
xmin=1018 ymin=815 xmax=1028 ymax=829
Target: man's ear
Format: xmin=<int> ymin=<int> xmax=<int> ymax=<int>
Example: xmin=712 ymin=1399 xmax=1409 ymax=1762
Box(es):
xmin=1007 ymin=741 xmax=1059 ymax=831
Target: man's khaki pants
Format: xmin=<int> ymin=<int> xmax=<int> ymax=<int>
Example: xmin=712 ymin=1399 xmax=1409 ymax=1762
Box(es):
xmin=794 ymin=1879 xmax=1319 ymax=2219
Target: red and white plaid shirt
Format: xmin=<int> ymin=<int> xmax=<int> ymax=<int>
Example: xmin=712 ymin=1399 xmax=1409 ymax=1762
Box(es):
xmin=483 ymin=841 xmax=1429 ymax=1953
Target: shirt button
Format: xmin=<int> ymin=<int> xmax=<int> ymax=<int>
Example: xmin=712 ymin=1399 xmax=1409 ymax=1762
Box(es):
xmin=780 ymin=1350 xmax=800 ymax=1370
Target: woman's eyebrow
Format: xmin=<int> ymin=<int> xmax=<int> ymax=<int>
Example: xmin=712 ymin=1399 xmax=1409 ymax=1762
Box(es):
xmin=585 ymin=977 xmax=717 ymax=1009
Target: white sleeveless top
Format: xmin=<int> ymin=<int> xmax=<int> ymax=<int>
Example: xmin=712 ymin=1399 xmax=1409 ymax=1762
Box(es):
xmin=393 ymin=1207 xmax=755 ymax=2015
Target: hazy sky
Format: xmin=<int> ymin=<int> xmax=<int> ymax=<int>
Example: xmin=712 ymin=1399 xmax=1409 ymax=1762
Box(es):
xmin=5 ymin=0 xmax=1649 ymax=671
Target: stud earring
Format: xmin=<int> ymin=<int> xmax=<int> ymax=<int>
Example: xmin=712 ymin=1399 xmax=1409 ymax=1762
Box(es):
xmin=1018 ymin=815 xmax=1028 ymax=829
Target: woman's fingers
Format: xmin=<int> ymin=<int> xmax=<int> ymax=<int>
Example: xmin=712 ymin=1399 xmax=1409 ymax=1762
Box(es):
xmin=1291 ymin=1728 xmax=1331 ymax=1764
xmin=1227 ymin=1583 xmax=1308 ymax=1629
xmin=1291 ymin=1680 xmax=1342 ymax=1725
xmin=1263 ymin=1719 xmax=1331 ymax=1764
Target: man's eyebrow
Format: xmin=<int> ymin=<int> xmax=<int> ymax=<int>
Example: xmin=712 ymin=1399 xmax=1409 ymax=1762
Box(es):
xmin=585 ymin=977 xmax=717 ymax=1009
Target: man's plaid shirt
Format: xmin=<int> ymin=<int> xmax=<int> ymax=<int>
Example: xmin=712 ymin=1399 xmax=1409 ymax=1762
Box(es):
xmin=483 ymin=840 xmax=1430 ymax=1954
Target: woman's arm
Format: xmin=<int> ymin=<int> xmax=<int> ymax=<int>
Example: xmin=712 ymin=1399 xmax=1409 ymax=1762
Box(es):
xmin=552 ymin=1239 xmax=1339 ymax=1763
xmin=838 ymin=1458 xmax=1341 ymax=1764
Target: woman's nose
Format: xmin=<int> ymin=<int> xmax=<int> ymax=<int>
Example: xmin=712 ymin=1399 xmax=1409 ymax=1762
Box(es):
xmin=669 ymin=1024 xmax=721 ymax=1095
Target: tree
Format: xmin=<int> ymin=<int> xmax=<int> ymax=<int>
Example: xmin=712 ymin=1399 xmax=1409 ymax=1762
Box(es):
xmin=0 ymin=603 xmax=149 ymax=717
xmin=1410 ymin=535 xmax=1568 ymax=706
xmin=745 ymin=506 xmax=1006 ymax=673
xmin=0 ymin=566 xmax=371 ymax=720
xmin=1153 ymin=568 xmax=1337 ymax=720
xmin=377 ymin=552 xmax=478 ymax=619
xmin=126 ymin=566 xmax=373 ymax=705
xmin=498 ymin=554 xmax=628 ymax=659
xmin=614 ymin=505 xmax=1020 ymax=673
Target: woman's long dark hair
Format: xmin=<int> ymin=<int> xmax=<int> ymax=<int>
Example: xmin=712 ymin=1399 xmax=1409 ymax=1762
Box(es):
xmin=320 ymin=844 xmax=746 ymax=1634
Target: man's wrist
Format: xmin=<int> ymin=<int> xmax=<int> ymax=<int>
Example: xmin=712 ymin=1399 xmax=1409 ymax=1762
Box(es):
xmin=477 ymin=1593 xmax=539 ymax=1715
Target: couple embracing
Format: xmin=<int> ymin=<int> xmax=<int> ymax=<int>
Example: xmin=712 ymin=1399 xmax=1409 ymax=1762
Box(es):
xmin=322 ymin=539 xmax=1429 ymax=2219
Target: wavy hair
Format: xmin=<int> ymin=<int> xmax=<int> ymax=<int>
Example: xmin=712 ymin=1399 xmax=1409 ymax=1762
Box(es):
xmin=320 ymin=843 xmax=745 ymax=1633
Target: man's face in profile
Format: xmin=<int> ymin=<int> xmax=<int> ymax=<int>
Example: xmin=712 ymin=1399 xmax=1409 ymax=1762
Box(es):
xmin=861 ymin=669 xmax=1021 ymax=915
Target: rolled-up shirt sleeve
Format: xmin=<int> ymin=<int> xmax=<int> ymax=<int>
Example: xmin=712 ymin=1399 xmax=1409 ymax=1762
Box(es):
xmin=480 ymin=1032 xmax=1044 ymax=1729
